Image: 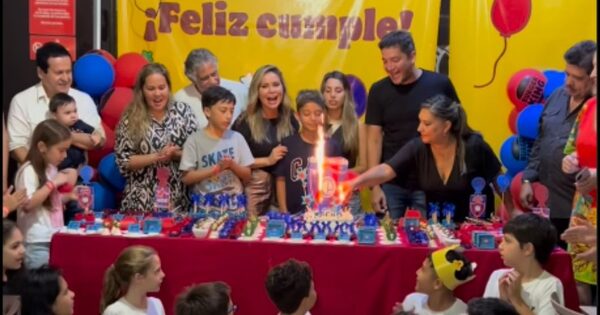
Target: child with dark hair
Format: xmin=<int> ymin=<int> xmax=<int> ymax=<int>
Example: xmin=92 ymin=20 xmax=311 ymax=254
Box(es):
xmin=392 ymin=245 xmax=476 ymax=315
xmin=265 ymin=259 xmax=317 ymax=315
xmin=175 ymin=281 xmax=236 ymax=315
xmin=181 ymin=85 xmax=254 ymax=198
xmin=484 ymin=213 xmax=563 ymax=315
xmin=467 ymin=297 xmax=518 ymax=315
xmin=273 ymin=90 xmax=342 ymax=214
xmin=21 ymin=265 xmax=75 ymax=315
xmin=3 ymin=220 xmax=25 ymax=295
xmin=48 ymin=92 xmax=104 ymax=170
xmin=49 ymin=93 xmax=103 ymax=223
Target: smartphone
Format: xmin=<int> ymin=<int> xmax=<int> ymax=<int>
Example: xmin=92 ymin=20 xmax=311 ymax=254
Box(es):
xmin=575 ymin=168 xmax=590 ymax=182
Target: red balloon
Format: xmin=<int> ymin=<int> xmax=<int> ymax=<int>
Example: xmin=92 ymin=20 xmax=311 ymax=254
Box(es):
xmin=88 ymin=121 xmax=115 ymax=168
xmin=508 ymin=108 xmax=519 ymax=134
xmin=491 ymin=0 xmax=532 ymax=37
xmin=87 ymin=49 xmax=117 ymax=65
xmin=507 ymin=69 xmax=546 ymax=111
xmin=114 ymin=53 xmax=149 ymax=88
xmin=100 ymin=87 xmax=134 ymax=130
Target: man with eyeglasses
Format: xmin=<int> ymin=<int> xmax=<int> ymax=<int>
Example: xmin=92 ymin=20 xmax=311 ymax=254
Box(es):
xmin=174 ymin=48 xmax=249 ymax=128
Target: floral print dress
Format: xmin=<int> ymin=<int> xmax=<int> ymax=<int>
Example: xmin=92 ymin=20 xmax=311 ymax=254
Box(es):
xmin=564 ymin=97 xmax=597 ymax=285
xmin=115 ymin=101 xmax=198 ymax=212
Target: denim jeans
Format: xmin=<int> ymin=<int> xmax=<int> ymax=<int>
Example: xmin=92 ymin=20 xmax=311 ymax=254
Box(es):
xmin=381 ymin=184 xmax=426 ymax=219
xmin=25 ymin=242 xmax=51 ymax=269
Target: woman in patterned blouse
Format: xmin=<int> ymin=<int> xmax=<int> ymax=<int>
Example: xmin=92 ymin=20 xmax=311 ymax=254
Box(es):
xmin=115 ymin=63 xmax=198 ymax=212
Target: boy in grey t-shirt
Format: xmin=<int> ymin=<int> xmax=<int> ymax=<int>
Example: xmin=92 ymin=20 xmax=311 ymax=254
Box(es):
xmin=180 ymin=86 xmax=254 ymax=195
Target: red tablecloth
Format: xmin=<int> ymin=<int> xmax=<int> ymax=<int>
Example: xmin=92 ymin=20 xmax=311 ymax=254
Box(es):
xmin=49 ymin=234 xmax=579 ymax=315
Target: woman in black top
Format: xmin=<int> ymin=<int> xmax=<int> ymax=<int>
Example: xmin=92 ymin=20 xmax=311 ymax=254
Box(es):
xmin=347 ymin=94 xmax=509 ymax=222
xmin=321 ymin=71 xmax=367 ymax=215
xmin=3 ymin=220 xmax=25 ymax=295
xmin=232 ymin=65 xmax=299 ymax=215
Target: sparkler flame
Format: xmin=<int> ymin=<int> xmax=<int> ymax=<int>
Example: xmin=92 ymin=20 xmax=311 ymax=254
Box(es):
xmin=315 ymin=124 xmax=325 ymax=204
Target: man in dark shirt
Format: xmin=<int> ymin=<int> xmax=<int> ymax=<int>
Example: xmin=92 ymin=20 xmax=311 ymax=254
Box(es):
xmin=365 ymin=30 xmax=460 ymax=219
xmin=520 ymin=40 xmax=596 ymax=245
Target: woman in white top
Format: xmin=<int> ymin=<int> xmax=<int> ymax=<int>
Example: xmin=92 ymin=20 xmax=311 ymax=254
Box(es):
xmin=100 ymin=245 xmax=166 ymax=315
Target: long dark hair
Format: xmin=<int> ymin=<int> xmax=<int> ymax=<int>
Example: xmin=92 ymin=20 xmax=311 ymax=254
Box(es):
xmin=421 ymin=95 xmax=475 ymax=175
xmin=320 ymin=71 xmax=359 ymax=158
xmin=3 ymin=220 xmax=25 ymax=294
xmin=20 ymin=265 xmax=63 ymax=315
xmin=3 ymin=220 xmax=18 ymax=244
xmin=24 ymin=119 xmax=71 ymax=207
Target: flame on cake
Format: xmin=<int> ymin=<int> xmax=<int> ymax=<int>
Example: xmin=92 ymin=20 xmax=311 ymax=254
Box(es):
xmin=315 ymin=125 xmax=326 ymax=205
xmin=310 ymin=123 xmax=352 ymax=209
xmin=337 ymin=182 xmax=348 ymax=205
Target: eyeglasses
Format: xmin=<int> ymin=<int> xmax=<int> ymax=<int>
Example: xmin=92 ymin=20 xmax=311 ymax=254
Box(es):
xmin=228 ymin=304 xmax=238 ymax=314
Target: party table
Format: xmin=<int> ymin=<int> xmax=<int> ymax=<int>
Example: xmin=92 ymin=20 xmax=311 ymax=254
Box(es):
xmin=49 ymin=233 xmax=579 ymax=315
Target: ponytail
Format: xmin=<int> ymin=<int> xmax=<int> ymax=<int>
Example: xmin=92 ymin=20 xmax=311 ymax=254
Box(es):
xmin=455 ymin=105 xmax=474 ymax=175
xmin=100 ymin=245 xmax=158 ymax=312
xmin=421 ymin=95 xmax=476 ymax=175
xmin=100 ymin=265 xmax=122 ymax=313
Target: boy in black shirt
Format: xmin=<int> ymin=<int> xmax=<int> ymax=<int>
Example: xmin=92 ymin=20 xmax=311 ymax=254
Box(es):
xmin=273 ymin=90 xmax=342 ymax=215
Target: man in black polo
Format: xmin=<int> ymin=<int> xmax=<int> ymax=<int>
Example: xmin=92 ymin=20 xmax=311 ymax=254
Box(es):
xmin=365 ymin=30 xmax=460 ymax=219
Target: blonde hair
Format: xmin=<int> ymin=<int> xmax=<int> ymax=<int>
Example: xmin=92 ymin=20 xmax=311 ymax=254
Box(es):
xmin=119 ymin=63 xmax=172 ymax=146
xmin=320 ymin=71 xmax=359 ymax=157
xmin=100 ymin=245 xmax=158 ymax=313
xmin=242 ymin=65 xmax=295 ymax=144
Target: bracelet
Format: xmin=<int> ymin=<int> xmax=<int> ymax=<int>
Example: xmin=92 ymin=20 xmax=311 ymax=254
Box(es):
xmin=3 ymin=206 xmax=9 ymax=218
xmin=45 ymin=181 xmax=56 ymax=191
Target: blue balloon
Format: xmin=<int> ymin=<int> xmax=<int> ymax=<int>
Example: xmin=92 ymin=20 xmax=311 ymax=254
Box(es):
xmin=500 ymin=136 xmax=528 ymax=175
xmin=347 ymin=74 xmax=367 ymax=118
xmin=98 ymin=153 xmax=126 ymax=192
xmin=91 ymin=182 xmax=117 ymax=211
xmin=542 ymin=70 xmax=565 ymax=100
xmin=73 ymin=54 xmax=115 ymax=98
xmin=516 ymin=104 xmax=544 ymax=139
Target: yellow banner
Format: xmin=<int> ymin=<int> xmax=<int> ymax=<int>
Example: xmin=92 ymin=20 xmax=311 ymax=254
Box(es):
xmin=117 ymin=0 xmax=441 ymax=108
xmin=449 ymin=0 xmax=597 ymax=155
